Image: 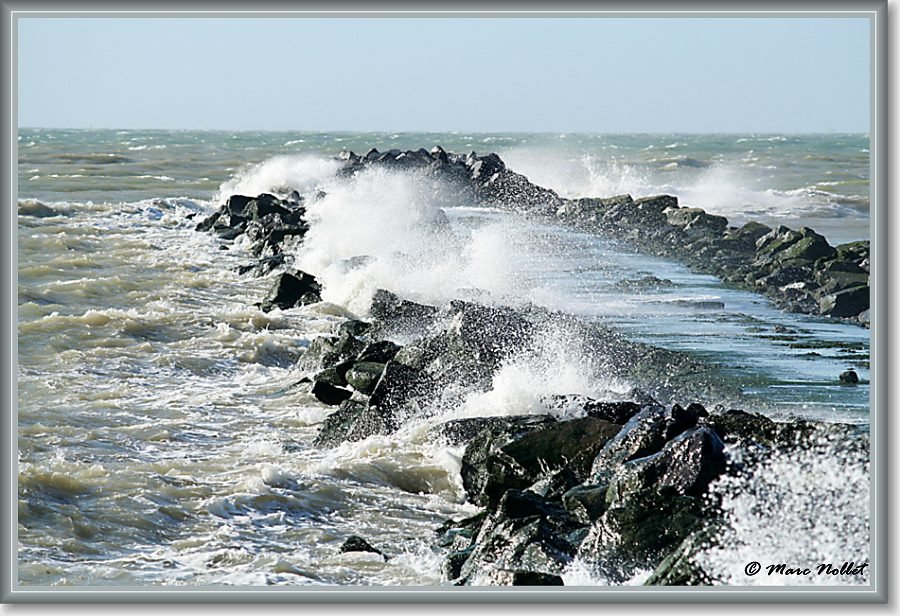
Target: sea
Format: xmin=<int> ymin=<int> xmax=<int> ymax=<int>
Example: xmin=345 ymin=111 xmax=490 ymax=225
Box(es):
xmin=16 ymin=129 xmax=872 ymax=588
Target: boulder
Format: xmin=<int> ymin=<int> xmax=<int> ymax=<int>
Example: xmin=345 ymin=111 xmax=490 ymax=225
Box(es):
xmin=310 ymin=380 xmax=352 ymax=406
xmin=818 ymin=285 xmax=869 ymax=318
xmin=345 ymin=361 xmax=386 ymax=395
xmin=260 ymin=271 xmax=322 ymax=312
xmin=314 ymin=399 xmax=399 ymax=447
xmin=339 ymin=535 xmax=387 ymax=560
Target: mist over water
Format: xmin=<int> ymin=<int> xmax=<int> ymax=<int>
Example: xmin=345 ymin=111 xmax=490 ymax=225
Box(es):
xmin=17 ymin=130 xmax=871 ymax=587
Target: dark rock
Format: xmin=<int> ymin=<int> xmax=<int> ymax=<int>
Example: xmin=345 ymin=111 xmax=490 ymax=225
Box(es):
xmin=367 ymin=361 xmax=433 ymax=424
xmin=338 ymin=319 xmax=373 ymax=338
xmin=500 ymin=570 xmax=565 ymax=586
xmin=614 ymin=275 xmax=676 ymax=292
xmin=432 ymin=415 xmax=554 ymax=447
xmin=818 ymin=285 xmax=869 ymax=318
xmin=314 ymin=399 xmax=398 ymax=447
xmin=500 ymin=417 xmax=622 ymax=482
xmin=561 ymin=484 xmax=608 ymax=524
xmin=370 ymin=289 xmax=438 ymax=326
xmin=236 ymin=253 xmax=286 ymax=277
xmin=728 ymin=221 xmax=772 ymax=244
xmin=779 ymin=228 xmax=836 ymax=262
xmin=260 ymin=271 xmax=322 ymax=312
xmin=339 ymin=535 xmax=387 ymax=560
xmin=310 ymin=380 xmax=352 ymax=406
xmin=607 ymin=426 xmax=727 ymax=502
xmin=459 ymin=415 xmax=558 ymax=507
xmin=356 ymin=340 xmax=402 ymax=364
xmin=225 ymin=194 xmax=255 ymax=215
xmin=455 ymin=490 xmax=584 ymax=585
xmin=643 ymin=524 xmax=719 ymax=586
xmin=528 ymin=468 xmax=581 ymax=501
xmin=590 ymin=404 xmax=702 ymax=483
xmin=839 ymin=369 xmax=860 ymax=384
xmin=345 ymin=361 xmax=386 ymax=394
xmin=313 ymin=360 xmax=354 ymax=388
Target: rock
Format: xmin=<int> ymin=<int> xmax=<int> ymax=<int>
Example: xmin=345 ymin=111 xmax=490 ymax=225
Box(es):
xmin=455 ymin=490 xmax=584 ymax=585
xmin=369 ymin=289 xmax=438 ymax=327
xmin=225 ymin=194 xmax=255 ymax=215
xmin=339 ymin=535 xmax=387 ymax=560
xmin=236 ymin=253 xmax=285 ymax=277
xmin=500 ymin=417 xmax=622 ymax=482
xmin=310 ymin=380 xmax=352 ymax=406
xmin=313 ymin=360 xmax=354 ymax=388
xmin=459 ymin=415 xmax=559 ymax=507
xmin=260 ymin=271 xmax=322 ymax=312
xmin=818 ymin=285 xmax=869 ymax=318
xmin=590 ymin=404 xmax=704 ymax=484
xmin=338 ymin=319 xmax=373 ymax=338
xmin=665 ymin=207 xmax=727 ymax=234
xmin=643 ymin=524 xmax=719 ymax=585
xmin=18 ymin=200 xmax=58 ymax=217
xmin=778 ymin=228 xmax=836 ymax=262
xmin=496 ymin=571 xmax=565 ymax=586
xmin=345 ymin=361 xmax=386 ymax=394
xmin=356 ymin=340 xmax=402 ymax=364
xmin=367 ymin=361 xmax=433 ymax=424
xmin=561 ymin=484 xmax=609 ymax=524
xmin=606 ymin=426 xmax=727 ymax=502
xmin=614 ymin=275 xmax=676 ymax=292
xmin=728 ymin=221 xmax=772 ymax=244
xmin=839 ymin=369 xmax=860 ymax=384
xmin=314 ymin=399 xmax=398 ymax=447
xmin=432 ymin=415 xmax=554 ymax=447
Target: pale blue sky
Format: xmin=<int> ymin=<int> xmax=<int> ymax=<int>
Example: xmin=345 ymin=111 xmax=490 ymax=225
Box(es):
xmin=17 ymin=17 xmax=871 ymax=133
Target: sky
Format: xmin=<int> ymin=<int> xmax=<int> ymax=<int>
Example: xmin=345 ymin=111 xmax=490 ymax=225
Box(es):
xmin=17 ymin=17 xmax=871 ymax=133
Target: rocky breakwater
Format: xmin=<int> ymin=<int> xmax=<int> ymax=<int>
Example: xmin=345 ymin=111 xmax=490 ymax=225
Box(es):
xmin=192 ymin=154 xmax=869 ymax=587
xmin=285 ymin=285 xmax=866 ymax=586
xmin=335 ymin=147 xmax=871 ymax=326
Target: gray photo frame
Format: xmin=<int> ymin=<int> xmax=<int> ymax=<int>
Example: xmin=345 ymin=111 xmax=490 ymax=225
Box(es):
xmin=1 ymin=0 xmax=889 ymax=604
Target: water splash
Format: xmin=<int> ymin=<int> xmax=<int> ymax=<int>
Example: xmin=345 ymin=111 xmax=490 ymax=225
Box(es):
xmin=696 ymin=438 xmax=870 ymax=585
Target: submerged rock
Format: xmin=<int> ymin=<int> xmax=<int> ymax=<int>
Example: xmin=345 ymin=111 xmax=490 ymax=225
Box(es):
xmin=339 ymin=535 xmax=387 ymax=560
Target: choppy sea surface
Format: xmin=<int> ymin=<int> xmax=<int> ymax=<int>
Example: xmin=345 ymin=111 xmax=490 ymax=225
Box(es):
xmin=17 ymin=130 xmax=871 ymax=587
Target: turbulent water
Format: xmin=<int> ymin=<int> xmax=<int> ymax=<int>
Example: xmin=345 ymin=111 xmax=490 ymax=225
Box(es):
xmin=17 ymin=129 xmax=871 ymax=587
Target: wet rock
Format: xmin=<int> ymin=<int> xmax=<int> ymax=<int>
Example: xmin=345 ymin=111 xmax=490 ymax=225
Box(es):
xmin=462 ymin=416 xmax=620 ymax=508
xmin=18 ymin=200 xmax=58 ymax=218
xmin=607 ymin=426 xmax=727 ymax=502
xmin=818 ymin=285 xmax=869 ymax=318
xmin=313 ymin=360 xmax=354 ymax=388
xmin=501 ymin=417 xmax=622 ymax=481
xmin=839 ymin=369 xmax=860 ymax=384
xmin=345 ymin=361 xmax=386 ymax=395
xmin=459 ymin=415 xmax=559 ymax=507
xmin=260 ymin=271 xmax=322 ymax=312
xmin=455 ymin=490 xmax=585 ymax=585
xmin=643 ymin=524 xmax=720 ymax=585
xmin=370 ymin=289 xmax=438 ymax=328
xmin=236 ymin=253 xmax=286 ymax=277
xmin=310 ymin=380 xmax=352 ymax=406
xmin=338 ymin=319 xmax=373 ymax=338
xmin=590 ymin=404 xmax=704 ymax=484
xmin=366 ymin=361 xmax=434 ymax=424
xmin=561 ymin=484 xmax=608 ymax=524
xmin=313 ymin=399 xmax=398 ymax=447
xmin=432 ymin=415 xmax=554 ymax=447
xmin=339 ymin=535 xmax=387 ymax=560
xmin=356 ymin=340 xmax=401 ymax=364
xmin=614 ymin=275 xmax=676 ymax=292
